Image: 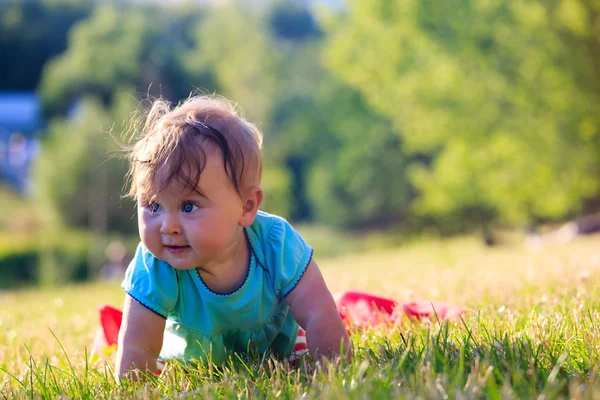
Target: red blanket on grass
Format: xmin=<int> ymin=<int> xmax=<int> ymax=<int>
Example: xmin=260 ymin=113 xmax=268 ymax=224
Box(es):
xmin=95 ymin=291 xmax=465 ymax=349
xmin=334 ymin=291 xmax=465 ymax=328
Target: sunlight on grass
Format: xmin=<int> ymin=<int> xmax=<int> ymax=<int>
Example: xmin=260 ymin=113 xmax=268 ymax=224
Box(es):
xmin=1 ymin=235 xmax=599 ymax=398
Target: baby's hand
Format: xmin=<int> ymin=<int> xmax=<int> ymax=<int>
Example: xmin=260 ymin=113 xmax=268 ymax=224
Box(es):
xmin=115 ymin=295 xmax=166 ymax=381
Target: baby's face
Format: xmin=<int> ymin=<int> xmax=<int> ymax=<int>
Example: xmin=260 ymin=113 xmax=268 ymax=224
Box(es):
xmin=137 ymin=149 xmax=245 ymax=271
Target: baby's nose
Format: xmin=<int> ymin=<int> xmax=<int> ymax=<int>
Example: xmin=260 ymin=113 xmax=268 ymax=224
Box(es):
xmin=160 ymin=214 xmax=182 ymax=235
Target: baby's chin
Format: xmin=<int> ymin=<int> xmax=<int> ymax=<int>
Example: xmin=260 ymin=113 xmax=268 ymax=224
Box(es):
xmin=142 ymin=245 xmax=196 ymax=270
xmin=161 ymin=254 xmax=199 ymax=271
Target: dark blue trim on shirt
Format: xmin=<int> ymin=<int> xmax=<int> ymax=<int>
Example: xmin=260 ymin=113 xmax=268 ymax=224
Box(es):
xmin=194 ymin=230 xmax=254 ymax=296
xmin=282 ymin=248 xmax=314 ymax=298
xmin=195 ymin=252 xmax=254 ymax=296
xmin=124 ymin=289 xmax=168 ymax=320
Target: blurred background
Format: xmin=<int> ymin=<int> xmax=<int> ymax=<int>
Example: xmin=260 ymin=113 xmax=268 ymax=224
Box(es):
xmin=0 ymin=0 xmax=598 ymax=288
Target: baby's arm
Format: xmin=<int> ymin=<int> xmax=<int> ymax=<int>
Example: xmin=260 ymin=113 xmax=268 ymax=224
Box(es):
xmin=285 ymin=259 xmax=352 ymax=360
xmin=115 ymin=295 xmax=165 ymax=380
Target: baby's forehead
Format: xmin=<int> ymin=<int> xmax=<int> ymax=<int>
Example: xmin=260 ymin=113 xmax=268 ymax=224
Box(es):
xmin=151 ymin=147 xmax=227 ymax=194
xmin=152 ymin=161 xmax=202 ymax=194
xmin=142 ymin=174 xmax=202 ymax=203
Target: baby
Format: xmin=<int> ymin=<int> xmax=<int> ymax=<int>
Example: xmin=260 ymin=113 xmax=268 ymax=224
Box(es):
xmin=115 ymin=95 xmax=350 ymax=379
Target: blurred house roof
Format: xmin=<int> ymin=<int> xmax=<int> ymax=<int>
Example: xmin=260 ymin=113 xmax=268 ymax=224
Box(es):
xmin=0 ymin=92 xmax=41 ymax=134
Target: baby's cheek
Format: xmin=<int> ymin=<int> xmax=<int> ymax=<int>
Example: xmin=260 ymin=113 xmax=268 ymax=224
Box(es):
xmin=196 ymin=231 xmax=227 ymax=253
xmin=138 ymin=210 xmax=150 ymax=229
xmin=139 ymin=210 xmax=159 ymax=229
xmin=139 ymin=221 xmax=159 ymax=248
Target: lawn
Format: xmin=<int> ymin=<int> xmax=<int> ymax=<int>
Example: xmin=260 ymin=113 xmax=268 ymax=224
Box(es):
xmin=1 ymin=234 xmax=599 ymax=398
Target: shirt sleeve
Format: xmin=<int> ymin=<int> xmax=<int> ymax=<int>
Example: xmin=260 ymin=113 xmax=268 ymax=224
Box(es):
xmin=266 ymin=216 xmax=314 ymax=298
xmin=121 ymin=243 xmax=179 ymax=318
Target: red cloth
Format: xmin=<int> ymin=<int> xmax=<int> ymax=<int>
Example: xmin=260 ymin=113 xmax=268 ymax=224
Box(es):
xmin=98 ymin=305 xmax=123 ymax=346
xmin=97 ymin=291 xmax=465 ymax=347
xmin=334 ymin=291 xmax=465 ymax=329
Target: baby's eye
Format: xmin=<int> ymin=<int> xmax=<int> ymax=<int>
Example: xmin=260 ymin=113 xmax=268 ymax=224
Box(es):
xmin=147 ymin=202 xmax=162 ymax=213
xmin=182 ymin=202 xmax=198 ymax=213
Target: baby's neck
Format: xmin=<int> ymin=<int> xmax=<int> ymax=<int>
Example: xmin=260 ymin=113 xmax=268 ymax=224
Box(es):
xmin=196 ymin=231 xmax=250 ymax=294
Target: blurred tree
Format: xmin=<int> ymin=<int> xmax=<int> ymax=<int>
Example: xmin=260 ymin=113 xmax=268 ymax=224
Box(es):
xmin=33 ymin=97 xmax=137 ymax=234
xmin=0 ymin=0 xmax=93 ymax=91
xmin=188 ymin=2 xmax=280 ymax=125
xmin=32 ymin=0 xmax=419 ymax=235
xmin=266 ymin=38 xmax=414 ymax=227
xmin=267 ymin=42 xmax=331 ymax=221
xmin=307 ymin=81 xmax=414 ymax=229
xmin=40 ymin=3 xmax=213 ymax=117
xmin=269 ymin=0 xmax=322 ymax=41
xmin=33 ymin=97 xmax=138 ymax=276
xmin=325 ymin=0 xmax=600 ymax=229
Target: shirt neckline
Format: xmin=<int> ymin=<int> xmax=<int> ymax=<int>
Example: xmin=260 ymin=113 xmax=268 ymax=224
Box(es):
xmin=191 ymin=230 xmax=255 ymax=301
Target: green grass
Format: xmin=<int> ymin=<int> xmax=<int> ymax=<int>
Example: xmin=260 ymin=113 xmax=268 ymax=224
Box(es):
xmin=1 ymin=234 xmax=600 ymax=398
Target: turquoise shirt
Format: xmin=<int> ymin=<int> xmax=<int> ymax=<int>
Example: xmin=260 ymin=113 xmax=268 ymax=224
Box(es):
xmin=121 ymin=211 xmax=313 ymax=365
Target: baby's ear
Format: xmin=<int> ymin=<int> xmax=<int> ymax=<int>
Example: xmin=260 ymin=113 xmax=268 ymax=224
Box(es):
xmin=239 ymin=186 xmax=263 ymax=227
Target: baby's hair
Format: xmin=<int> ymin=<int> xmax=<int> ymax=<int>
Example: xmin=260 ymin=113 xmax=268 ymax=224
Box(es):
xmin=125 ymin=94 xmax=263 ymax=204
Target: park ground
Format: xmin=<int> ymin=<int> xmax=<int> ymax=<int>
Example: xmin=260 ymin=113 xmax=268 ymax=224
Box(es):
xmin=1 ymin=234 xmax=600 ymax=398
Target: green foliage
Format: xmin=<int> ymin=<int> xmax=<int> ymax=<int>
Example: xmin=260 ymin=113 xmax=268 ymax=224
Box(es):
xmin=37 ymin=229 xmax=91 ymax=286
xmin=324 ymin=0 xmax=600 ymax=226
xmin=20 ymin=0 xmax=599 ymax=250
xmin=259 ymin=165 xmax=293 ymax=219
xmin=0 ymin=186 xmax=40 ymax=233
xmin=33 ymin=97 xmax=137 ymax=234
xmin=266 ymin=42 xmax=332 ymax=220
xmin=269 ymin=1 xmax=322 ymax=41
xmin=307 ymin=82 xmax=413 ymax=229
xmin=40 ymin=3 xmax=213 ymax=117
xmin=188 ymin=2 xmax=280 ymax=125
xmin=33 ymin=0 xmax=420 ymax=235
xmin=40 ymin=5 xmax=151 ymax=116
xmin=0 ymin=235 xmax=38 ymax=289
xmin=0 ymin=230 xmax=90 ymax=289
xmin=0 ymin=0 xmax=93 ymax=91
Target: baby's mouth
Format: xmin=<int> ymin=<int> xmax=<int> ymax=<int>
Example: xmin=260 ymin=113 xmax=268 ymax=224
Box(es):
xmin=165 ymin=245 xmax=190 ymax=254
